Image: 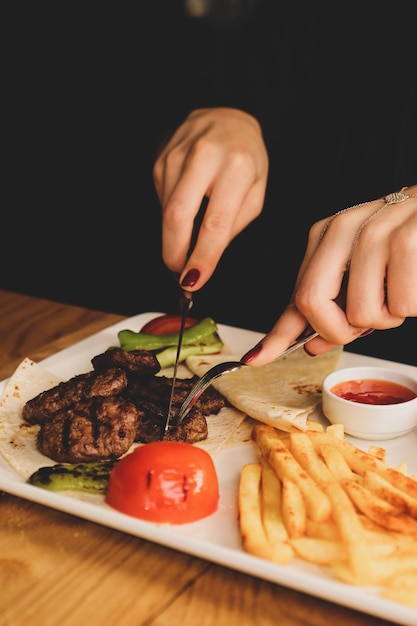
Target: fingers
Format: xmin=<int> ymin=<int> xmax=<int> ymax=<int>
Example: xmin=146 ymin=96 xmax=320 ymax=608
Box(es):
xmin=243 ymin=188 xmax=417 ymax=367
xmin=153 ymin=108 xmax=269 ymax=288
xmin=350 ymin=201 xmax=417 ymax=321
xmin=295 ymin=195 xmax=417 ymax=337
xmin=181 ymin=177 xmax=267 ymax=289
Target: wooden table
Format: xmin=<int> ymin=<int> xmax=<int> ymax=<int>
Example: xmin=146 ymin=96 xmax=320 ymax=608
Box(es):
xmin=0 ymin=289 xmax=400 ymax=626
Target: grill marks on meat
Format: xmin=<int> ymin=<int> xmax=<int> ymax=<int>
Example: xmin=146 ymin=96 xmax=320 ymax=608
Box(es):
xmin=125 ymin=376 xmax=225 ymax=416
xmin=22 ymin=349 xmax=226 ymax=463
xmin=135 ymin=406 xmax=208 ymax=444
xmin=37 ymin=397 xmax=139 ymax=463
xmin=124 ymin=376 xmax=224 ymax=443
xmin=23 ymin=368 xmax=128 ymax=424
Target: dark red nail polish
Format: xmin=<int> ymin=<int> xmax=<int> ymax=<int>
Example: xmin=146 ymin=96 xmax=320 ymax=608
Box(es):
xmin=241 ymin=341 xmax=263 ymax=364
xmin=181 ymin=268 xmax=200 ymax=288
xmin=303 ymin=345 xmax=316 ymax=357
xmin=359 ymin=328 xmax=375 ymax=338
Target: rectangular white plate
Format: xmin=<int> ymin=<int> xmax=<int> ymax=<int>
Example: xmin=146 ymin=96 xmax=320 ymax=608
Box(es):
xmin=1 ymin=313 xmax=416 ymax=625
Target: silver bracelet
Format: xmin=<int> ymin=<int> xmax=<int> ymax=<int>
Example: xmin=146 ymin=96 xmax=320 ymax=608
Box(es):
xmin=319 ymin=186 xmax=415 ymax=267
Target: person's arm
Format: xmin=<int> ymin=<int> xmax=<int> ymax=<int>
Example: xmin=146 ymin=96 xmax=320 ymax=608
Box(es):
xmin=242 ymin=184 xmax=417 ymax=366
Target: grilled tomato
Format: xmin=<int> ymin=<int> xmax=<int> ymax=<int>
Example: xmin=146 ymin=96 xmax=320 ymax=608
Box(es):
xmin=139 ymin=314 xmax=198 ymax=335
xmin=105 ymin=442 xmax=219 ymax=524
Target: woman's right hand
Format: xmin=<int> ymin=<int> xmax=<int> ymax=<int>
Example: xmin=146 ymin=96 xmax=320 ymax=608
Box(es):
xmin=153 ymin=107 xmax=269 ymax=291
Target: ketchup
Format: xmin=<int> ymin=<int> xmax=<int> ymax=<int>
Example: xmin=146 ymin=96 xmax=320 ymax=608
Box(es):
xmin=331 ymin=379 xmax=417 ymax=405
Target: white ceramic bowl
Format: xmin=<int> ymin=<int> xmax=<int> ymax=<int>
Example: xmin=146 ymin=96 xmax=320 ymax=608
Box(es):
xmin=322 ymin=366 xmax=417 ymax=440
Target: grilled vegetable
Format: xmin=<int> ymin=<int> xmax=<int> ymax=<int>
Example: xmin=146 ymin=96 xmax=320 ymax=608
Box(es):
xmin=117 ymin=316 xmax=223 ymax=367
xmin=27 ymin=460 xmax=115 ymax=493
xmin=154 ymin=334 xmax=224 ymax=368
xmin=139 ymin=314 xmax=198 ymax=335
xmin=106 ymin=442 xmax=219 ymax=523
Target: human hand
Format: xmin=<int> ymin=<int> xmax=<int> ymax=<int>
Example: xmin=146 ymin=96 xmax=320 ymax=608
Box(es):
xmin=242 ymin=185 xmax=417 ymax=366
xmin=153 ymin=107 xmax=269 ymax=290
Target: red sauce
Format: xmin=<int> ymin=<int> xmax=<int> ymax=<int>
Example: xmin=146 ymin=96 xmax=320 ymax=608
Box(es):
xmin=331 ymin=379 xmax=417 ymax=405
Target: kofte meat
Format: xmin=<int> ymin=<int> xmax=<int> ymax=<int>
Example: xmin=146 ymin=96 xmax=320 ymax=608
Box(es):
xmin=37 ymin=397 xmax=139 ymax=463
xmin=23 ymin=348 xmax=228 ymax=462
xmin=134 ymin=403 xmax=208 ymax=444
xmin=124 ymin=375 xmax=225 ymax=417
xmin=91 ymin=348 xmax=161 ymax=376
xmin=23 ymin=368 xmax=128 ymax=424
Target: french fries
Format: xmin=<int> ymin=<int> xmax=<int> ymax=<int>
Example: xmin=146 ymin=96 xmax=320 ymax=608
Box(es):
xmin=251 ymin=426 xmax=331 ymax=523
xmin=238 ymin=423 xmax=417 ymax=608
xmin=238 ymin=462 xmax=293 ymax=564
xmin=238 ymin=463 xmax=271 ymax=560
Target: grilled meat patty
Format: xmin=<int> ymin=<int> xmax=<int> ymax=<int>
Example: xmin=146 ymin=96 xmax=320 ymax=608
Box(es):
xmin=91 ymin=348 xmax=161 ymax=376
xmin=124 ymin=375 xmax=224 ymax=443
xmin=23 ymin=349 xmax=226 ymax=462
xmin=23 ymin=367 xmax=128 ymax=424
xmin=37 ymin=397 xmax=139 ymax=463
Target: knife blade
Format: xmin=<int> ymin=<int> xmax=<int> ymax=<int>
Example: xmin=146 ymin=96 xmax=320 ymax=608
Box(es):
xmin=163 ymin=289 xmax=193 ymax=436
xmin=162 ymin=197 xmax=207 ymax=437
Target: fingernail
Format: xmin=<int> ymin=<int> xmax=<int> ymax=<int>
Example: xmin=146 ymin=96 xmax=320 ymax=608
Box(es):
xmin=241 ymin=341 xmax=263 ymax=364
xmin=359 ymin=328 xmax=375 ymax=338
xmin=303 ymin=345 xmax=316 ymax=357
xmin=181 ymin=268 xmax=200 ymax=288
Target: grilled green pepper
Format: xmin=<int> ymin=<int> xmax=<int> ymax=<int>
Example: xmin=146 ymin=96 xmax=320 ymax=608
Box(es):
xmin=155 ymin=335 xmax=224 ymax=368
xmin=117 ymin=316 xmax=223 ymax=367
xmin=118 ymin=316 xmax=219 ymax=351
xmin=27 ymin=460 xmax=115 ymax=494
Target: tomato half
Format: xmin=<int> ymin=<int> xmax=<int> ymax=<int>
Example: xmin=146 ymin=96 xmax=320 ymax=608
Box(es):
xmin=105 ymin=442 xmax=219 ymax=524
xmin=140 ymin=314 xmax=198 ymax=335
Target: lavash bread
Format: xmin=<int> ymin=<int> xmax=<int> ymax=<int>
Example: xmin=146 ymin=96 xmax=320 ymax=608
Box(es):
xmin=0 ymin=358 xmax=63 ymax=479
xmin=186 ymin=346 xmax=342 ymax=433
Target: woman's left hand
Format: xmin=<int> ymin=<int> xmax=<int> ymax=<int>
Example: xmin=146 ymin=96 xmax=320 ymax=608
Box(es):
xmin=242 ymin=185 xmax=417 ymax=366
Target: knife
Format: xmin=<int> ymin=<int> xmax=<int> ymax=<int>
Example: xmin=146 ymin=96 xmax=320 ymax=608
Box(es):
xmin=162 ymin=197 xmax=208 ymax=436
xmin=163 ymin=288 xmax=194 ymax=436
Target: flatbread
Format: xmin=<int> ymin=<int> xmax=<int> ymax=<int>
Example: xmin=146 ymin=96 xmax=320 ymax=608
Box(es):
xmin=0 ymin=358 xmax=63 ymax=479
xmin=186 ymin=346 xmax=342 ymax=433
xmin=0 ymin=358 xmax=248 ymax=481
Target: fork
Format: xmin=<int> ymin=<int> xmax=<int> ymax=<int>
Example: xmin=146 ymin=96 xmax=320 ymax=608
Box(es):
xmin=173 ymin=325 xmax=319 ymax=426
xmin=173 ymin=360 xmax=246 ymax=426
xmin=173 ymin=272 xmax=365 ymax=426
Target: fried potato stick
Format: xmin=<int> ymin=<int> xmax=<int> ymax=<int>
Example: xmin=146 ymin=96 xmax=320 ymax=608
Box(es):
xmin=260 ymin=461 xmax=294 ymax=563
xmin=238 ymin=463 xmax=272 ymax=560
xmin=333 ymin=552 xmax=417 ymax=586
xmin=325 ymin=423 xmax=345 ymax=439
xmin=324 ymin=481 xmax=374 ymax=583
xmin=367 ymin=445 xmax=386 ymax=463
xmin=343 ymin=478 xmax=417 ymax=535
xmin=319 ymin=443 xmax=356 ymax=481
xmin=289 ymin=432 xmax=333 ymax=485
xmin=305 ymin=518 xmax=340 ymax=541
xmin=362 ymin=470 xmax=417 ymax=517
xmin=291 ymin=537 xmax=346 ymax=565
xmin=281 ymin=478 xmax=306 ymax=539
xmin=252 ymin=425 xmax=331 ymax=522
xmin=308 ymin=431 xmax=417 ymax=500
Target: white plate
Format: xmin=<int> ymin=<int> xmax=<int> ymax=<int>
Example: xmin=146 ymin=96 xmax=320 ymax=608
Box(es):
xmin=1 ymin=313 xmax=416 ymax=626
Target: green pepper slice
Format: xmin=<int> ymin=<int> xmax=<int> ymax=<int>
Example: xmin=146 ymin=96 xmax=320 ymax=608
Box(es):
xmin=117 ymin=316 xmax=219 ymax=352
